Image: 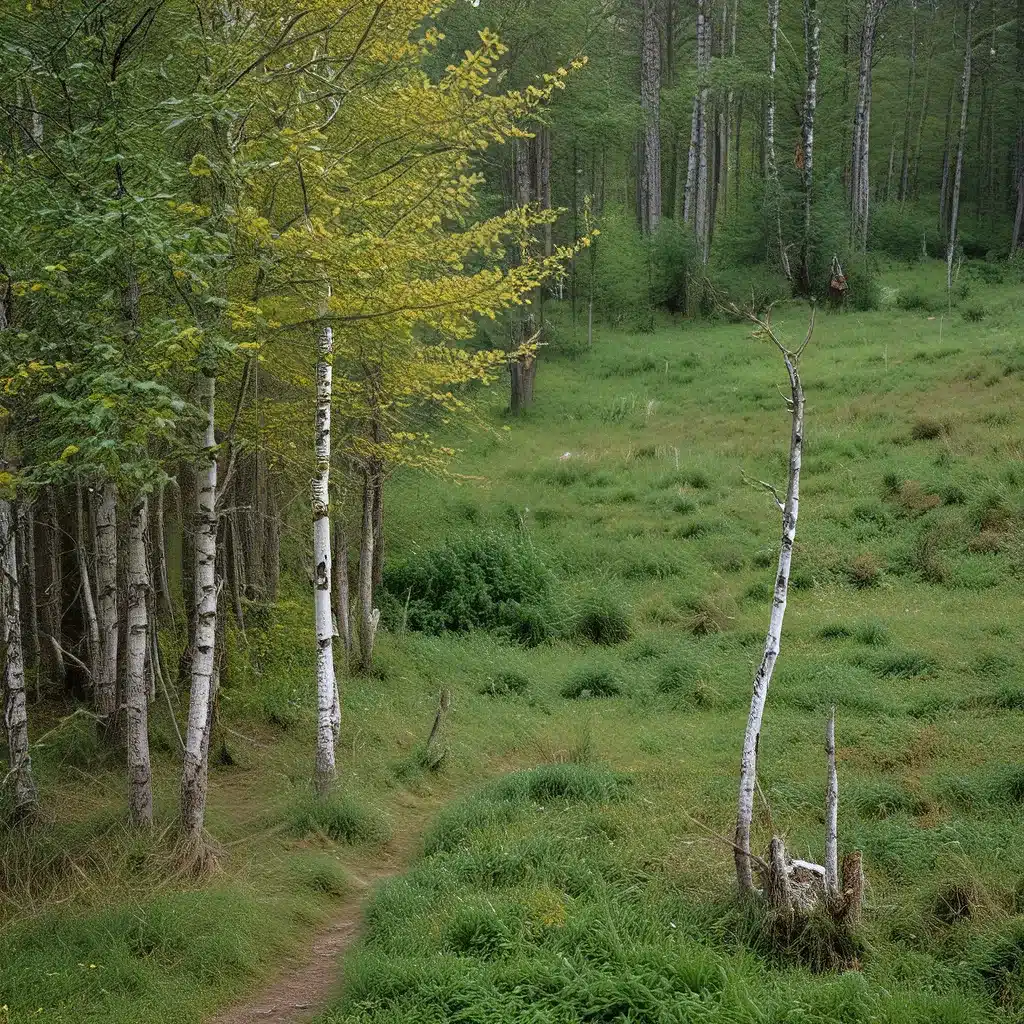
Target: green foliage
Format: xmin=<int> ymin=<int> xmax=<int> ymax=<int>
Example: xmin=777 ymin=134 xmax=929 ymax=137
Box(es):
xmin=572 ymin=596 xmax=632 ymax=645
xmin=479 ymin=670 xmax=531 ymax=696
xmin=382 ymin=533 xmax=559 ymax=644
xmin=285 ymin=792 xmax=391 ymax=845
xmin=560 ymin=664 xmax=624 ymax=699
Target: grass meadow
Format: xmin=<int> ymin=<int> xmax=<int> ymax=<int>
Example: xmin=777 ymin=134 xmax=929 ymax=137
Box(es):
xmin=2 ymin=257 xmax=1024 ymax=1022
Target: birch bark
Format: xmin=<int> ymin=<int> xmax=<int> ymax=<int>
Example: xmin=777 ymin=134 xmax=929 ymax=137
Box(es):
xmin=799 ymin=0 xmax=821 ymax=293
xmin=358 ymin=467 xmax=377 ymax=673
xmin=1 ymin=494 xmax=37 ymax=814
xmin=734 ymin=311 xmax=811 ymax=894
xmin=126 ymin=497 xmax=153 ymax=826
xmin=638 ymin=0 xmax=662 ymax=234
xmin=95 ymin=479 xmax=119 ymax=722
xmin=313 ymin=318 xmax=337 ymax=795
xmin=179 ymin=374 xmax=219 ymax=854
xmin=947 ymin=1 xmax=975 ymax=288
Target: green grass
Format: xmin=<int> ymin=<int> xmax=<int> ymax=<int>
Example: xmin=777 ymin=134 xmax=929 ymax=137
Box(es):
xmin=4 ymin=258 xmax=1024 ymax=1021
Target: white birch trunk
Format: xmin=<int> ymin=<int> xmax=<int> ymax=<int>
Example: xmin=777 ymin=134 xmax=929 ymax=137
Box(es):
xmin=682 ymin=0 xmax=706 ymax=226
xmin=126 ymin=497 xmax=153 ymax=826
xmin=313 ymin=319 xmax=337 ymax=795
xmin=734 ymin=314 xmax=809 ymax=894
xmin=180 ymin=374 xmax=219 ymax=852
xmin=947 ymin=2 xmax=975 ymax=288
xmin=850 ymin=0 xmax=885 ymax=250
xmin=899 ymin=0 xmax=918 ymax=203
xmin=639 ymin=0 xmax=662 ymax=234
xmin=358 ymin=468 xmax=377 ymax=673
xmin=76 ymin=483 xmax=101 ymax=679
xmin=824 ymin=707 xmax=839 ymax=904
xmin=765 ymin=0 xmax=790 ymax=276
xmin=799 ymin=0 xmax=821 ymax=291
xmin=95 ymin=479 xmax=119 ymax=722
xmin=1 ymin=495 xmax=37 ymax=814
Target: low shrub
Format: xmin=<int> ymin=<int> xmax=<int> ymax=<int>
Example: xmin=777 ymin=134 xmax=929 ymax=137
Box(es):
xmin=910 ymin=417 xmax=946 ymax=441
xmin=846 ymin=553 xmax=882 ymax=589
xmin=285 ymin=792 xmax=391 ymax=845
xmin=479 ymin=670 xmax=530 ymax=697
xmin=572 ymin=597 xmax=632 ymax=645
xmin=560 ymin=665 xmax=623 ymax=699
xmin=382 ymin=533 xmax=559 ymax=645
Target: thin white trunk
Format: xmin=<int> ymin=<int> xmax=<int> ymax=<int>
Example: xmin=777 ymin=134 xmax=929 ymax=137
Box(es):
xmin=639 ymin=0 xmax=662 ymax=234
xmin=765 ymin=0 xmax=790 ymax=276
xmin=154 ymin=481 xmax=172 ymax=621
xmin=180 ymin=375 xmax=219 ymax=851
xmin=850 ymin=0 xmax=886 ymax=250
xmin=899 ymin=0 xmax=918 ymax=203
xmin=358 ymin=468 xmax=377 ymax=673
xmin=824 ymin=707 xmax=839 ymax=903
xmin=126 ymin=497 xmax=153 ymax=826
xmin=95 ymin=479 xmax=119 ymax=722
xmin=313 ymin=319 xmax=337 ymax=795
xmin=1 ymin=495 xmax=37 ymax=813
xmin=682 ymin=0 xmax=707 ymax=226
xmin=76 ymin=483 xmax=101 ymax=678
xmin=800 ymin=0 xmax=821 ymax=290
xmin=734 ymin=311 xmax=810 ymax=894
xmin=947 ymin=2 xmax=975 ymax=288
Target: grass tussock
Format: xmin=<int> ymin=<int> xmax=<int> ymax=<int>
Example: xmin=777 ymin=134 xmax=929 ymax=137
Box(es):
xmin=284 ymin=792 xmax=392 ymax=845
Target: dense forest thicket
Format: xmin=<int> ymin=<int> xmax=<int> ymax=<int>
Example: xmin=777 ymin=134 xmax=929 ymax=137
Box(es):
xmin=1 ymin=2 xmax=1024 ymax=1013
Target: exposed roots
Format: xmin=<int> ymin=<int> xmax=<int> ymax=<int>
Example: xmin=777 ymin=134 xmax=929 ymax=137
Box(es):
xmin=171 ymin=827 xmax=221 ymax=879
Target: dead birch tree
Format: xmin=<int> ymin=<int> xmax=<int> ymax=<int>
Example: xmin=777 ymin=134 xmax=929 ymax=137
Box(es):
xmin=1 ymin=488 xmax=38 ymax=815
xmin=947 ymin=0 xmax=976 ymax=289
xmin=730 ymin=306 xmax=865 ymax=934
xmin=734 ymin=305 xmax=813 ymax=894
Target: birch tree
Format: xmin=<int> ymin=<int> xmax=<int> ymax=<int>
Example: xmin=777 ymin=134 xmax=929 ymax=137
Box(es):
xmin=734 ymin=306 xmax=813 ymax=894
xmin=125 ymin=497 xmax=152 ymax=826
xmin=1 ymin=485 xmax=38 ymax=816
xmin=850 ymin=0 xmax=888 ymax=251
xmin=313 ymin=315 xmax=338 ymax=794
xmin=947 ymin=0 xmax=976 ymax=288
xmin=94 ymin=480 xmax=119 ymax=729
xmin=179 ymin=374 xmax=219 ymax=864
xmin=638 ymin=0 xmax=662 ymax=234
xmin=765 ymin=0 xmax=790 ymax=277
xmin=798 ymin=0 xmax=821 ymax=293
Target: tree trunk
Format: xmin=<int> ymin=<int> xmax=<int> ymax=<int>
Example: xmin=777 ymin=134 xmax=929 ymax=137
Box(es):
xmin=15 ymin=499 xmax=40 ymax=675
xmin=639 ymin=0 xmax=662 ymax=234
xmin=334 ymin=517 xmax=352 ymax=667
xmin=850 ymin=0 xmax=886 ymax=251
xmin=357 ymin=468 xmax=378 ymax=673
xmin=824 ymin=707 xmax=839 ymax=905
xmin=95 ymin=479 xmax=119 ymax=723
xmin=764 ymin=0 xmax=789 ymax=276
xmin=735 ymin=311 xmax=811 ymax=894
xmin=126 ymin=497 xmax=153 ymax=827
xmin=1 ymin=494 xmax=38 ymax=815
xmin=911 ymin=32 xmax=934 ymax=200
xmin=1013 ymin=0 xmax=1024 ymax=253
xmin=154 ymin=481 xmax=172 ymax=620
xmin=371 ymin=473 xmax=384 ymax=603
xmin=540 ymin=127 xmax=553 ymax=257
xmin=694 ymin=0 xmax=712 ymax=261
xmin=41 ymin=489 xmax=65 ymax=687
xmin=947 ymin=1 xmax=975 ymax=289
xmin=313 ymin=320 xmax=337 ymax=795
xmin=798 ymin=0 xmax=821 ymax=294
xmin=938 ymin=83 xmax=955 ymax=232
xmin=898 ymin=0 xmax=918 ymax=203
xmin=179 ymin=374 xmax=219 ymax=863
xmin=76 ymin=482 xmax=101 ymax=681
xmin=266 ymin=476 xmax=281 ymax=603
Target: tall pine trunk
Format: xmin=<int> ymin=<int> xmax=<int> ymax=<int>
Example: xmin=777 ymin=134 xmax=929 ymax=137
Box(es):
xmin=947 ymin=1 xmax=975 ymax=288
xmin=126 ymin=497 xmax=153 ymax=826
xmin=1 ymin=493 xmax=37 ymax=814
xmin=179 ymin=374 xmax=219 ymax=862
xmin=312 ymin=319 xmax=337 ymax=794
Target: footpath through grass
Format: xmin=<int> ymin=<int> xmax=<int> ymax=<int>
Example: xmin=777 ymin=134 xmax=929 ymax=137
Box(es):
xmin=3 ymin=258 xmax=1024 ymax=1022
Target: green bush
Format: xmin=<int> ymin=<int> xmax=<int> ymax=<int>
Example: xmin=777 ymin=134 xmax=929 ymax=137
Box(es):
xmin=560 ymin=664 xmax=623 ymax=699
xmin=572 ymin=596 xmax=632 ymax=645
xmin=285 ymin=792 xmax=391 ymax=845
xmin=869 ymin=204 xmax=926 ymax=261
xmin=382 ymin=532 xmax=559 ymax=644
xmin=479 ymin=670 xmax=530 ymax=696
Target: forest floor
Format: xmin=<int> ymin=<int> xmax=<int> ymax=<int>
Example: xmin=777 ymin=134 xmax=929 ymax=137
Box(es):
xmin=3 ymin=258 xmax=1024 ymax=1023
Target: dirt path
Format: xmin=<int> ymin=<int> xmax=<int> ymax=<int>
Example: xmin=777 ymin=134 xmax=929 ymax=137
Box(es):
xmin=207 ymin=860 xmax=398 ymax=1024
